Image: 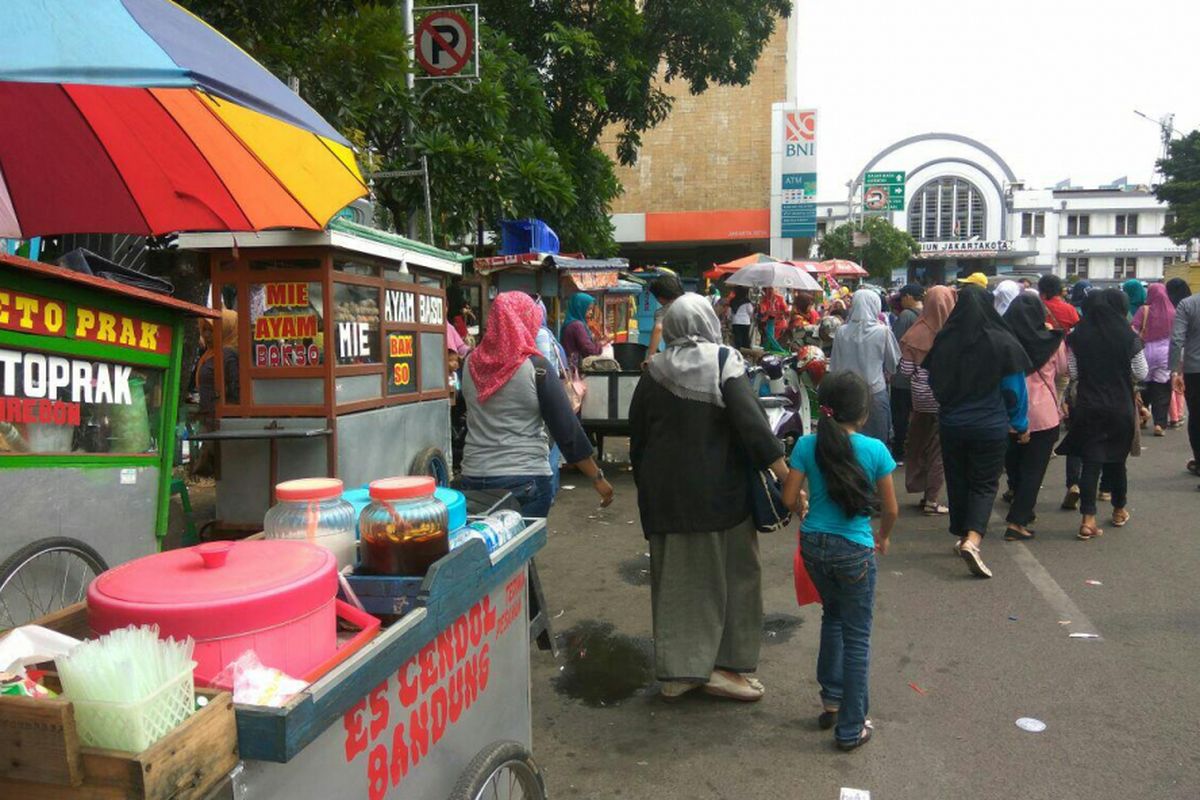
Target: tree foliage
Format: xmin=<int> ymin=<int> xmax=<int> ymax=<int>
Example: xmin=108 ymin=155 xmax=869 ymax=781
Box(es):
xmin=1155 ymin=130 xmax=1200 ymax=246
xmin=181 ymin=1 xmax=789 ymax=255
xmin=818 ymin=216 xmax=919 ymax=280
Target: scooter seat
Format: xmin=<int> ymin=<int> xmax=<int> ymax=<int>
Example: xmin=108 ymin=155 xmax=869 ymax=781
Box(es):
xmin=757 ymin=396 xmax=789 ymax=409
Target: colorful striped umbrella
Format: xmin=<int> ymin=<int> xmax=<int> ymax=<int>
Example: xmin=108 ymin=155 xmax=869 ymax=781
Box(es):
xmin=0 ymin=0 xmax=368 ymax=239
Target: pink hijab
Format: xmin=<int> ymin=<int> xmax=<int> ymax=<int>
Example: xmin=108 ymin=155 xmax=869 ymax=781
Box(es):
xmin=468 ymin=292 xmax=543 ymax=403
xmin=1132 ymin=282 xmax=1174 ymax=342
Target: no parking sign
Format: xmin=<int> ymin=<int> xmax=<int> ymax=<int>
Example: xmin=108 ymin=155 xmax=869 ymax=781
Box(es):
xmin=415 ymin=5 xmax=479 ymax=80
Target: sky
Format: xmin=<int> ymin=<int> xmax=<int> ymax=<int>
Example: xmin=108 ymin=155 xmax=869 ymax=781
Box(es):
xmin=794 ymin=0 xmax=1200 ymax=201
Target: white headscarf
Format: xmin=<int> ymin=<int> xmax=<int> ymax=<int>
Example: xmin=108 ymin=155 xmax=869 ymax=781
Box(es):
xmin=831 ymin=289 xmax=900 ymax=394
xmin=994 ymin=280 xmax=1021 ymax=316
xmin=646 ymin=294 xmax=746 ymax=407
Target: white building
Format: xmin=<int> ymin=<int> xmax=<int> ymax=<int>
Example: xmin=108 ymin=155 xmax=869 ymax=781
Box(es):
xmin=811 ymin=132 xmax=1189 ymax=285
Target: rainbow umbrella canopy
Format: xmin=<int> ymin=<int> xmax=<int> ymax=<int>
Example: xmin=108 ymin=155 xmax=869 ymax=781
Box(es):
xmin=0 ymin=0 xmax=368 ymax=239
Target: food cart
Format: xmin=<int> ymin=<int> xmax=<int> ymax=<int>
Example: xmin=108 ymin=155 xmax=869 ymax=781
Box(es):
xmin=175 ymin=219 xmax=469 ymax=528
xmin=0 ymin=252 xmax=217 ymax=628
xmin=471 ymin=252 xmax=630 ymax=332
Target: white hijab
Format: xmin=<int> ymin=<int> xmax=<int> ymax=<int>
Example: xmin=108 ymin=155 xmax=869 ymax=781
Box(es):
xmin=647 ymin=294 xmax=746 ymax=407
xmin=994 ymin=280 xmax=1021 ymax=315
xmin=831 ymin=289 xmax=899 ymax=394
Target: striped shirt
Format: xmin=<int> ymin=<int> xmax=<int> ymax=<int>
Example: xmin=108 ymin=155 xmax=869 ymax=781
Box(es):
xmin=898 ymin=357 xmax=938 ymax=413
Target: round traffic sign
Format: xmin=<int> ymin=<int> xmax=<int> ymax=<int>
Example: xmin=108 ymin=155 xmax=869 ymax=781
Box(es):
xmin=864 ymin=186 xmax=889 ymax=210
xmin=415 ymin=11 xmax=474 ymax=77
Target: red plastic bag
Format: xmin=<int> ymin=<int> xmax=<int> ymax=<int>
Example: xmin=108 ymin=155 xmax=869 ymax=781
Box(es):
xmin=793 ymin=535 xmax=822 ymax=606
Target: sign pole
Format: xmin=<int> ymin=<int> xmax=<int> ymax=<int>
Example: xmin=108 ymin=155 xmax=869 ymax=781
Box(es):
xmin=403 ymin=0 xmax=420 ymax=240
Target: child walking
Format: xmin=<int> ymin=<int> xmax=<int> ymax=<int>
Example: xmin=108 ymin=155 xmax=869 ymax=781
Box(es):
xmin=783 ymin=371 xmax=898 ymax=751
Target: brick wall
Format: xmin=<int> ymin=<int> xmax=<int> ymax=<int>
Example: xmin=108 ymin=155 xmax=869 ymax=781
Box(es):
xmin=603 ymin=26 xmax=787 ymax=214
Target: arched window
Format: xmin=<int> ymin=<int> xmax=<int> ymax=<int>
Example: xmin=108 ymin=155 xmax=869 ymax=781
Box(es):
xmin=907 ymin=177 xmax=986 ymax=241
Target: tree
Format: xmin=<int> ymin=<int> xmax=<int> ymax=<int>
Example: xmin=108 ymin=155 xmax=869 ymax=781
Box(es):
xmin=818 ymin=217 xmax=919 ymax=280
xmin=181 ymin=1 xmax=789 ymax=254
xmin=1155 ymin=130 xmax=1200 ymax=249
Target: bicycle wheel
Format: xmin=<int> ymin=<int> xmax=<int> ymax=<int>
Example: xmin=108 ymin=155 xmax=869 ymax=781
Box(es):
xmin=449 ymin=741 xmax=546 ymax=800
xmin=0 ymin=537 xmax=108 ymax=630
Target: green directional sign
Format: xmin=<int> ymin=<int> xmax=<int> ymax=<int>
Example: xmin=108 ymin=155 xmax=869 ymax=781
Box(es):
xmin=863 ymin=171 xmax=906 ymax=211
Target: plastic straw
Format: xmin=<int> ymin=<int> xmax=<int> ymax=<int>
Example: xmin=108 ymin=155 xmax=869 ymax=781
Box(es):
xmin=56 ymin=625 xmax=195 ymax=705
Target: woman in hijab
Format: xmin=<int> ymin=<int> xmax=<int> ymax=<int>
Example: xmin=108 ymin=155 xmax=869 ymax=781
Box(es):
xmin=1122 ymin=279 xmax=1147 ymax=318
xmin=897 ymin=286 xmax=955 ymax=515
xmin=1069 ymin=280 xmax=1095 ymax=314
xmin=461 ymin=292 xmax=613 ymax=516
xmin=560 ymin=292 xmax=605 ymax=369
xmin=830 ymin=290 xmax=900 ymax=443
xmin=1000 ymin=295 xmax=1067 ymax=540
xmin=925 ymin=285 xmax=1030 ymax=578
xmin=1056 ymin=289 xmax=1148 ymax=538
xmin=1166 ymin=278 xmax=1192 ymax=428
xmin=993 ymin=280 xmax=1021 ymax=316
xmin=1131 ymin=283 xmax=1175 ymax=436
xmin=630 ymin=294 xmax=788 ymax=702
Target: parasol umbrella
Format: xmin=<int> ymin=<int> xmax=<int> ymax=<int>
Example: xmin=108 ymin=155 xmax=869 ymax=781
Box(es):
xmin=789 ymin=259 xmax=830 ymax=274
xmin=821 ymin=259 xmax=869 ymax=278
xmin=0 ymin=0 xmax=368 ymax=239
xmin=725 ymin=261 xmax=822 ymax=292
xmin=705 ymin=252 xmax=778 ymax=280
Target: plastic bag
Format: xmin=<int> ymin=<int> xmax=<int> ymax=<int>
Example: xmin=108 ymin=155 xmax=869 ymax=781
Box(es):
xmin=210 ymin=651 xmax=308 ymax=707
xmin=793 ymin=535 xmax=821 ymax=607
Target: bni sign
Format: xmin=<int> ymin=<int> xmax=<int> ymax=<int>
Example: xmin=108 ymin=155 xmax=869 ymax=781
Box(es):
xmin=780 ymin=108 xmax=817 ymax=238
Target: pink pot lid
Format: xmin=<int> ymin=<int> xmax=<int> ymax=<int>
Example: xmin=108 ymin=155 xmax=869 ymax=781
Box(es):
xmin=88 ymin=540 xmax=336 ymax=641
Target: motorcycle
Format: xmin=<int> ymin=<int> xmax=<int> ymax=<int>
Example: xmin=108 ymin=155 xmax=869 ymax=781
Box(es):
xmin=747 ymin=345 xmax=826 ymax=455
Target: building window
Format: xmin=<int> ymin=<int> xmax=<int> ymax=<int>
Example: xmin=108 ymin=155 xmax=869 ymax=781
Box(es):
xmin=1065 ymin=257 xmax=1090 ymax=278
xmin=1021 ymin=212 xmax=1046 ymax=238
xmin=1115 ymin=214 xmax=1139 ymax=236
xmin=1066 ymin=214 xmax=1090 ymax=236
xmin=1164 ymin=255 xmax=1185 ymax=269
xmin=1114 ymin=257 xmax=1137 ymax=279
xmin=906 ymin=177 xmax=986 ymax=241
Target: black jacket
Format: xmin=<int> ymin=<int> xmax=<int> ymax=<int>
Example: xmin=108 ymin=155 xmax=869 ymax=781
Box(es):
xmin=629 ymin=371 xmax=783 ymax=537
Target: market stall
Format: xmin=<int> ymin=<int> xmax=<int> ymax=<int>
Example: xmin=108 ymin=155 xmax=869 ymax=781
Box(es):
xmin=176 ymin=220 xmax=469 ymax=528
xmin=471 ymin=252 xmax=630 ymax=333
xmin=0 ymin=252 xmax=217 ymax=626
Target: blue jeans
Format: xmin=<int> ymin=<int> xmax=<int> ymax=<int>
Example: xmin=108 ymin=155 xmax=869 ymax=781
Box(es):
xmin=801 ymin=531 xmax=877 ymax=745
xmin=458 ymin=474 xmax=555 ymax=518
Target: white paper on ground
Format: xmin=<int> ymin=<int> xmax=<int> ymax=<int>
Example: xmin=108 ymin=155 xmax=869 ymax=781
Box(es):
xmin=0 ymin=625 xmax=82 ymax=674
xmin=840 ymin=789 xmax=871 ymax=800
xmin=1016 ymin=717 xmax=1047 ymax=732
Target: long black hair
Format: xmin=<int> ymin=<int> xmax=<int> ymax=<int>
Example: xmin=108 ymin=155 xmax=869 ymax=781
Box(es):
xmin=814 ymin=371 xmax=875 ymax=518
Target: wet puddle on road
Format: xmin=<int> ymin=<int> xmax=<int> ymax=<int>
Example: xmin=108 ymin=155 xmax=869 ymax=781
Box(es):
xmin=761 ymin=613 xmax=802 ymax=644
xmin=617 ymin=556 xmax=652 ymax=586
xmin=553 ymin=620 xmax=655 ymax=707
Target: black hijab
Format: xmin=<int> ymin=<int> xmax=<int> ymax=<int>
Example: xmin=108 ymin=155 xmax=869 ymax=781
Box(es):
xmin=1067 ymin=289 xmax=1142 ymax=411
xmin=924 ymin=285 xmax=1031 ymax=407
xmin=1166 ymin=277 xmax=1192 ymax=308
xmin=1003 ymin=294 xmax=1063 ymax=373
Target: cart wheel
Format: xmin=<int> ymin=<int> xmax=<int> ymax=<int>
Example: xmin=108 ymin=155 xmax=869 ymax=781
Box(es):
xmin=0 ymin=537 xmax=108 ymax=630
xmin=449 ymin=740 xmax=546 ymax=800
xmin=410 ymin=447 xmax=450 ymax=487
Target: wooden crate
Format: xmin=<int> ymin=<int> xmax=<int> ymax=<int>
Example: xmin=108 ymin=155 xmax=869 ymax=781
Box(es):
xmin=0 ymin=606 xmax=239 ymax=799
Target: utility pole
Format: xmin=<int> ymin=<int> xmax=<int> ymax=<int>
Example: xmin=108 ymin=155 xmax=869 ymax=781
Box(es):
xmin=404 ymin=0 xmax=419 ymax=240
xmin=1133 ymin=109 xmax=1176 ymax=182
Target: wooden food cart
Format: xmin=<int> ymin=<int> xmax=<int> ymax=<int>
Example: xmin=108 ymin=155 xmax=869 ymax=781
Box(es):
xmin=176 ymin=220 xmax=469 ymax=527
xmin=0 ymin=253 xmax=216 ymax=627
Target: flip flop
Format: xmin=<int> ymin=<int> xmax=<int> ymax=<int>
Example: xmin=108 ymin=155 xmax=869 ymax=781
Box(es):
xmin=1004 ymin=526 xmax=1035 ymax=541
xmin=702 ymin=671 xmax=764 ymax=702
xmin=836 ymin=720 xmax=874 ymax=752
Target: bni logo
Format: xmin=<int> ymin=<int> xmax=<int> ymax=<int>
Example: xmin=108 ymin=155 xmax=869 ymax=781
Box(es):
xmin=785 ymin=111 xmax=815 ymax=142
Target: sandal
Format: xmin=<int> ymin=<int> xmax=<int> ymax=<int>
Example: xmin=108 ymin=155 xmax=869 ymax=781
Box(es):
xmin=1061 ymin=486 xmax=1081 ymax=510
xmin=836 ymin=720 xmax=874 ymax=752
xmin=959 ymin=540 xmax=993 ymax=578
xmin=702 ymin=670 xmax=764 ymax=702
xmin=1077 ymin=523 xmax=1103 ymax=541
xmin=1111 ymin=508 xmax=1130 ymax=527
xmin=922 ymin=500 xmax=949 ymax=516
xmin=1004 ymin=526 xmax=1035 ymax=541
xmin=818 ymin=708 xmax=839 ymax=730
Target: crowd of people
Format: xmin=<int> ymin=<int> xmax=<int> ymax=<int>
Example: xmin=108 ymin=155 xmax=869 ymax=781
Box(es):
xmin=448 ymin=266 xmax=1197 ymax=753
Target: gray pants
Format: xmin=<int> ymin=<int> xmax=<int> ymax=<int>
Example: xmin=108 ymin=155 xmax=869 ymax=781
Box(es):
xmin=648 ymin=518 xmax=762 ymax=681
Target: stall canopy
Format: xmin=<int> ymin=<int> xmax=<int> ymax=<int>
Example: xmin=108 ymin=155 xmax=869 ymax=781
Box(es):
xmin=0 ymin=1 xmax=367 ymax=238
xmin=821 ymin=259 xmax=869 ymax=278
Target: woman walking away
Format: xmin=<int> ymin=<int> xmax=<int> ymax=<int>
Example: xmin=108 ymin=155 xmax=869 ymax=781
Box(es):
xmin=630 ymin=295 xmax=788 ymax=703
xmin=925 ymin=285 xmax=1030 ymax=578
xmin=1131 ymin=283 xmax=1175 ymax=436
xmin=1001 ymin=294 xmax=1066 ymax=540
xmin=898 ymin=286 xmax=955 ymax=515
xmin=783 ymin=371 xmax=898 ymax=752
xmin=830 ymin=290 xmax=900 ymax=444
xmin=1166 ymin=278 xmax=1192 ymax=428
xmin=1123 ymin=279 xmax=1147 ymax=320
xmin=1056 ymin=289 xmax=1147 ymax=539
xmin=461 ymin=292 xmax=614 ymax=517
xmin=730 ymin=287 xmax=754 ymax=350
xmin=560 ymin=292 xmax=604 ymax=370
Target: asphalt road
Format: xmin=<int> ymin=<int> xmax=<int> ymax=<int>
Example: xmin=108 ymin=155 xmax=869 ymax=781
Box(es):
xmin=528 ymin=432 xmax=1200 ymax=800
